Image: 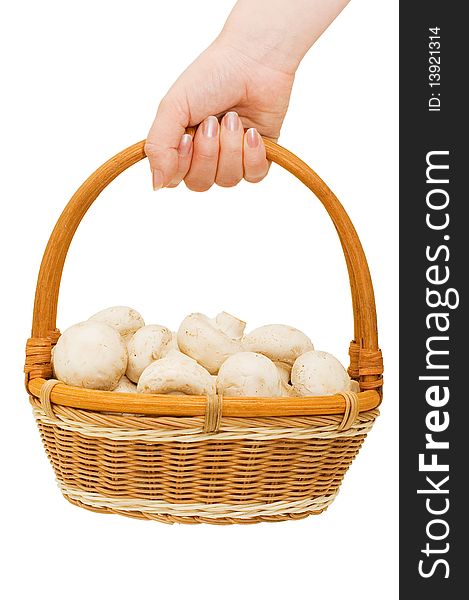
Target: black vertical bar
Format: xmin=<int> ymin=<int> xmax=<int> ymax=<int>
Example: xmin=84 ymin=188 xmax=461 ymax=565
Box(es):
xmin=400 ymin=2 xmax=467 ymax=595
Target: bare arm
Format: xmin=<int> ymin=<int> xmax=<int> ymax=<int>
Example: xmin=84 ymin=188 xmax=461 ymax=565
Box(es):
xmin=146 ymin=0 xmax=350 ymax=191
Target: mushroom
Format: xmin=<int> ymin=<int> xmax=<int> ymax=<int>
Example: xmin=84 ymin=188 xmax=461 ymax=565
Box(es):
xmin=349 ymin=379 xmax=361 ymax=393
xmin=214 ymin=312 xmax=246 ymax=339
xmin=162 ymin=331 xmax=179 ymax=354
xmin=52 ymin=321 xmax=127 ymax=390
xmin=216 ymin=352 xmax=282 ymax=397
xmin=243 ymin=324 xmax=314 ymax=366
xmin=177 ymin=312 xmax=245 ymax=374
xmin=280 ymin=380 xmax=298 ymax=397
xmin=113 ymin=375 xmax=138 ymax=393
xmin=137 ymin=350 xmax=215 ymax=396
xmin=291 ymin=350 xmax=351 ymax=396
xmin=126 ymin=324 xmax=172 ymax=383
xmin=89 ymin=306 xmax=144 ymax=342
xmin=275 ymin=361 xmax=292 ymax=384
xmin=275 ymin=361 xmax=297 ymax=396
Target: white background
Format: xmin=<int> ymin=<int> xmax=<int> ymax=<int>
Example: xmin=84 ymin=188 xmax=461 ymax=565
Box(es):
xmin=1 ymin=1 xmax=398 ymax=598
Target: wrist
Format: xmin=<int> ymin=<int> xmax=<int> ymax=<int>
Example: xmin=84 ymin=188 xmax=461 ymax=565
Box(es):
xmin=217 ymin=0 xmax=350 ymax=75
xmin=217 ymin=24 xmax=304 ymax=76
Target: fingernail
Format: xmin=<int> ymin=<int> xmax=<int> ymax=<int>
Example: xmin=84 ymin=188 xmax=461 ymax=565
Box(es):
xmin=178 ymin=133 xmax=192 ymax=156
xmin=203 ymin=116 xmax=219 ymax=138
xmin=223 ymin=111 xmax=239 ymax=132
xmin=246 ymin=128 xmax=260 ymax=148
xmin=152 ymin=169 xmax=164 ymax=191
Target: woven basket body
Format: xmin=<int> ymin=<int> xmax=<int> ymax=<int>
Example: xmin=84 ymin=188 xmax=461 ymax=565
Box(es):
xmin=25 ymin=137 xmax=383 ymax=524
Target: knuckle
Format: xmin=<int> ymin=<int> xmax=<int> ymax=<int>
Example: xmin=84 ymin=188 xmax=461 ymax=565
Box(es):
xmin=144 ymin=141 xmax=163 ymax=160
xmin=243 ymin=154 xmax=265 ymax=168
xmin=196 ymin=148 xmax=219 ymax=161
xmin=220 ymin=145 xmax=242 ymax=158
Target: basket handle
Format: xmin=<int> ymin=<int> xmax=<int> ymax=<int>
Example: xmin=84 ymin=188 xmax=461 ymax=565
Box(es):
xmin=28 ymin=135 xmax=382 ymax=390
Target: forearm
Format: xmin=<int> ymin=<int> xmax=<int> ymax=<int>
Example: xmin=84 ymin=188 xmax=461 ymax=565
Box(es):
xmin=220 ymin=0 xmax=350 ymax=73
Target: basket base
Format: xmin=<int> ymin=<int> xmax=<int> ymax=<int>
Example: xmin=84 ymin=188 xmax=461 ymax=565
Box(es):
xmin=63 ymin=494 xmax=327 ymax=524
xmin=31 ymin=398 xmax=378 ymax=525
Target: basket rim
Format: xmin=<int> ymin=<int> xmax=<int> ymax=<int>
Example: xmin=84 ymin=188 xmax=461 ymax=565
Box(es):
xmin=28 ymin=377 xmax=380 ymax=417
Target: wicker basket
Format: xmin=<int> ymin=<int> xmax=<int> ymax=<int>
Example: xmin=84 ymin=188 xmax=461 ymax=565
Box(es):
xmin=25 ymin=136 xmax=383 ymax=524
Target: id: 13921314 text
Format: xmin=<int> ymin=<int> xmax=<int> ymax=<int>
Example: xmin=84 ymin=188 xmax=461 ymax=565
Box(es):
xmin=428 ymin=27 xmax=441 ymax=112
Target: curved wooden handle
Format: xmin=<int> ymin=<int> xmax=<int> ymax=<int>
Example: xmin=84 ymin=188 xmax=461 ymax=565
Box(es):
xmin=30 ymin=138 xmax=380 ymax=375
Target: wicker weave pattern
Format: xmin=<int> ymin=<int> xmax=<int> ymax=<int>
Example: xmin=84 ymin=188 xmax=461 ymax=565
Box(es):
xmin=31 ymin=397 xmax=377 ymax=523
xmin=59 ymin=486 xmax=339 ymax=519
xmin=31 ymin=403 xmax=377 ymax=442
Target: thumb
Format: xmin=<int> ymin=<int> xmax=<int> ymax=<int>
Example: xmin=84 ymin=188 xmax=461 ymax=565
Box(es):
xmin=145 ymin=94 xmax=189 ymax=190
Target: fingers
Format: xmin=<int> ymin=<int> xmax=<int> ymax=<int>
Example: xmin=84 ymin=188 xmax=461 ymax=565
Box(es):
xmin=145 ymin=95 xmax=188 ymax=190
xmin=182 ymin=115 xmax=268 ymax=191
xmin=184 ymin=116 xmax=220 ymax=192
xmin=166 ymin=134 xmax=193 ymax=188
xmin=243 ymin=128 xmax=269 ymax=183
xmin=215 ymin=112 xmax=244 ymax=187
xmin=148 ymin=110 xmax=269 ymax=191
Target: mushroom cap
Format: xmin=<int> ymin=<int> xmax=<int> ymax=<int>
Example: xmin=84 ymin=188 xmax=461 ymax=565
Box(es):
xmin=243 ymin=324 xmax=314 ymax=365
xmin=113 ymin=375 xmax=138 ymax=393
xmin=216 ymin=352 xmax=282 ymax=397
xmin=291 ymin=350 xmax=350 ymax=396
xmin=52 ymin=321 xmax=127 ymax=390
xmin=89 ymin=306 xmax=145 ymax=341
xmin=126 ymin=324 xmax=172 ymax=383
xmin=137 ymin=351 xmax=215 ymax=396
xmin=177 ymin=312 xmax=243 ymax=375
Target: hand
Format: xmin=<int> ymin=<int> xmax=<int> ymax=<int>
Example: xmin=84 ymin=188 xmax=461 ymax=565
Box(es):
xmin=145 ymin=0 xmax=350 ymax=191
xmin=145 ymin=35 xmax=295 ymax=191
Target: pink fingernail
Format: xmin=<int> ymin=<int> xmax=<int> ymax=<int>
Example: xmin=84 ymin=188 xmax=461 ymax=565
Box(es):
xmin=203 ymin=116 xmax=219 ymax=138
xmin=152 ymin=169 xmax=164 ymax=191
xmin=224 ymin=111 xmax=239 ymax=132
xmin=246 ymin=128 xmax=260 ymax=148
xmin=178 ymin=133 xmax=192 ymax=156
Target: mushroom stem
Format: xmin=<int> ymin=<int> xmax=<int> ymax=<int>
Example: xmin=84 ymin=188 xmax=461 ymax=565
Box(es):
xmin=214 ymin=312 xmax=246 ymax=339
xmin=177 ymin=312 xmax=245 ymax=374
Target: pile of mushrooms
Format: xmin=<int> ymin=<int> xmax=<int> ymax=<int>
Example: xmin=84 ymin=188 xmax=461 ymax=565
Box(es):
xmin=52 ymin=306 xmax=360 ymax=397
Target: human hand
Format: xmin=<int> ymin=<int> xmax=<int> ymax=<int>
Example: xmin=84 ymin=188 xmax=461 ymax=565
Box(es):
xmin=145 ymin=35 xmax=295 ymax=191
xmin=145 ymin=0 xmax=350 ymax=191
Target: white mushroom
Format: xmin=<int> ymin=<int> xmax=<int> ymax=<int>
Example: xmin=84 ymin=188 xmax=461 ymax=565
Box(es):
xmin=177 ymin=312 xmax=245 ymax=374
xmin=280 ymin=381 xmax=298 ymax=396
xmin=137 ymin=351 xmax=215 ymax=396
xmin=275 ymin=361 xmax=291 ymax=385
xmin=89 ymin=306 xmax=144 ymax=342
xmin=272 ymin=361 xmax=295 ymax=396
xmin=274 ymin=361 xmax=298 ymax=396
xmin=216 ymin=352 xmax=282 ymax=397
xmin=52 ymin=321 xmax=127 ymax=390
xmin=164 ymin=331 xmax=180 ymax=353
xmin=214 ymin=312 xmax=246 ymax=339
xmin=126 ymin=324 xmax=172 ymax=383
xmin=243 ymin=324 xmax=314 ymax=366
xmin=291 ymin=350 xmax=351 ymax=396
xmin=113 ymin=375 xmax=138 ymax=393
